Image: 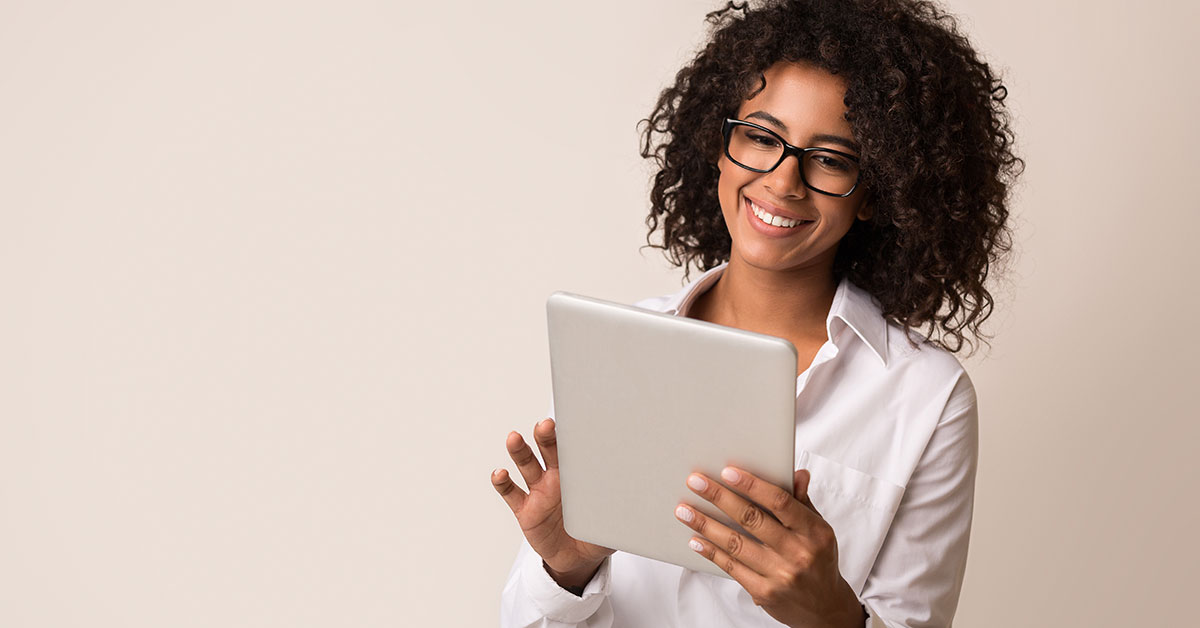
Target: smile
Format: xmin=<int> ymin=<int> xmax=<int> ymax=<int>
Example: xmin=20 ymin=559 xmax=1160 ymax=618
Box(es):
xmin=746 ymin=197 xmax=814 ymax=229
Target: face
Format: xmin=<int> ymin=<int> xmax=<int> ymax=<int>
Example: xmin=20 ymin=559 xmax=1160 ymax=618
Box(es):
xmin=717 ymin=61 xmax=871 ymax=277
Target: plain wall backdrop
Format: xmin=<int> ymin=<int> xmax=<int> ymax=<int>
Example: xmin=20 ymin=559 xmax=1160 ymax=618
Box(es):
xmin=2 ymin=1 xmax=1197 ymax=626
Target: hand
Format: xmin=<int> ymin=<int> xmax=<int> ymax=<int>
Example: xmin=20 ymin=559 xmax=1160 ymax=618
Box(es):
xmin=492 ymin=419 xmax=614 ymax=589
xmin=675 ymin=467 xmax=866 ymax=628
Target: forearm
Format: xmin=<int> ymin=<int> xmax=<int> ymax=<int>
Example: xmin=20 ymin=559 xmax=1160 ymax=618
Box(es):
xmin=501 ymin=543 xmax=614 ymax=628
xmin=544 ymin=559 xmax=606 ymax=595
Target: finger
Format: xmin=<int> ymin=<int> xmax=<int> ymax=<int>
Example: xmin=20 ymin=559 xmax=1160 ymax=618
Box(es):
xmin=533 ymin=418 xmax=559 ymax=469
xmin=793 ymin=469 xmax=820 ymax=516
xmin=491 ymin=468 xmax=527 ymax=514
xmin=505 ymin=431 xmax=545 ymax=487
xmin=717 ymin=466 xmax=817 ymax=532
xmin=675 ymin=503 xmax=782 ymax=575
xmin=686 ymin=535 xmax=768 ymax=595
xmin=687 ymin=473 xmax=790 ymax=551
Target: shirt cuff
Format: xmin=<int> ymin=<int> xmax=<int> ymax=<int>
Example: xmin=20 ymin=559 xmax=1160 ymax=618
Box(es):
xmin=519 ymin=545 xmax=612 ymax=623
xmin=861 ymin=599 xmax=883 ymax=628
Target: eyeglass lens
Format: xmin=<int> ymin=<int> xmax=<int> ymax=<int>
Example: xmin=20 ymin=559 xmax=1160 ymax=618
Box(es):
xmin=726 ymin=124 xmax=859 ymax=196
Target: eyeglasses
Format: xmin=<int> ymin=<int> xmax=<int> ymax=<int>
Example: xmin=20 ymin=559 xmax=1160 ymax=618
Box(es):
xmin=721 ymin=118 xmax=862 ymax=197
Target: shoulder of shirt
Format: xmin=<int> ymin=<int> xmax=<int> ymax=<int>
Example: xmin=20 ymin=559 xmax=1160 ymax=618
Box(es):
xmin=881 ymin=317 xmax=977 ymax=415
xmin=632 ymin=294 xmax=674 ymax=312
xmin=834 ymin=277 xmax=971 ymax=395
xmin=884 ymin=320 xmax=969 ymax=376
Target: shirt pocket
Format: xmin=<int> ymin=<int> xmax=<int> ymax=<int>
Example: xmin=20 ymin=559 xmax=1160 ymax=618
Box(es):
xmin=797 ymin=449 xmax=905 ymax=595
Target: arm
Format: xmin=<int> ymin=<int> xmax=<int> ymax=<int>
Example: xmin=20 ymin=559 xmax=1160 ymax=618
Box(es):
xmin=494 ymin=419 xmax=617 ymax=628
xmin=500 ymin=540 xmax=614 ymax=628
xmin=861 ymin=372 xmax=979 ymax=627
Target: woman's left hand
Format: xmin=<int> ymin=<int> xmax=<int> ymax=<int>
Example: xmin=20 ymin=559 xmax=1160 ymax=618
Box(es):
xmin=675 ymin=467 xmax=866 ymax=628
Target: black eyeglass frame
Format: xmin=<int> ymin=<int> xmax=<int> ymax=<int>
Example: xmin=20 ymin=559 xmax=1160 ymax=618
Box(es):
xmin=721 ymin=118 xmax=863 ymax=198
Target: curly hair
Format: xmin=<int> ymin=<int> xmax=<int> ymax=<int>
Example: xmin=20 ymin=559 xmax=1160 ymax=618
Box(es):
xmin=639 ymin=0 xmax=1021 ymax=355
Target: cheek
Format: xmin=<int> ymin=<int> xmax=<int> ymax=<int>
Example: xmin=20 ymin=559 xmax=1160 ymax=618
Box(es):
xmin=716 ymin=158 xmax=746 ymax=215
xmin=824 ymin=205 xmax=866 ymax=240
xmin=715 ymin=163 xmax=732 ymax=213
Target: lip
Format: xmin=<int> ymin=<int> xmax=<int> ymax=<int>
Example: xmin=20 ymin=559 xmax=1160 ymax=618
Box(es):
xmin=743 ymin=195 xmax=815 ymax=237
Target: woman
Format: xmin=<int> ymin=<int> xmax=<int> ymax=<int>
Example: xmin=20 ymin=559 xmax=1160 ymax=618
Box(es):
xmin=492 ymin=0 xmax=1020 ymax=626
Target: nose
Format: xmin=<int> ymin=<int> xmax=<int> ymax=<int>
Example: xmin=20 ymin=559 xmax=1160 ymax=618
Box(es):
xmin=762 ymin=154 xmax=808 ymax=199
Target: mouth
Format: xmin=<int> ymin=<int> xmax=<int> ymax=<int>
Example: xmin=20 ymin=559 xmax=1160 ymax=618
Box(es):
xmin=745 ymin=196 xmax=815 ymax=230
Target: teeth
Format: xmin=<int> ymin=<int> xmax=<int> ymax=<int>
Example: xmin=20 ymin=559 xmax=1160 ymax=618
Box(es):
xmin=749 ymin=200 xmax=806 ymax=228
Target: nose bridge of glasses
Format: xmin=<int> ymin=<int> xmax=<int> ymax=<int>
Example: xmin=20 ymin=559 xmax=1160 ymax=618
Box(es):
xmin=765 ymin=149 xmax=810 ymax=196
xmin=782 ymin=145 xmax=815 ymax=176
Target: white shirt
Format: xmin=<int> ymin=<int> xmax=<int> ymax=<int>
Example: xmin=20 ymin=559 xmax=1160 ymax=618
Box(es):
xmin=501 ymin=263 xmax=979 ymax=628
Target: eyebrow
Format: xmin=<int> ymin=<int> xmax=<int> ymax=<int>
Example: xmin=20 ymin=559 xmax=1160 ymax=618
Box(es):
xmin=743 ymin=110 xmax=861 ymax=153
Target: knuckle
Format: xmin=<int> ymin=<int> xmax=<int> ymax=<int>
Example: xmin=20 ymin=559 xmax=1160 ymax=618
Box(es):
xmin=512 ymin=448 xmax=537 ymax=466
xmin=814 ymin=527 xmax=835 ymax=550
xmin=816 ymin=530 xmax=835 ymax=554
xmin=808 ymin=521 xmax=836 ymax=550
xmin=725 ymin=531 xmax=744 ymax=556
xmin=739 ymin=504 xmax=764 ymax=529
xmin=721 ymin=555 xmax=737 ymax=574
xmin=791 ymin=549 xmax=814 ymax=571
xmin=813 ymin=543 xmax=837 ymax=567
xmin=770 ymin=487 xmax=793 ymax=512
xmin=756 ymin=584 xmax=777 ymax=606
xmin=777 ymin=566 xmax=802 ymax=588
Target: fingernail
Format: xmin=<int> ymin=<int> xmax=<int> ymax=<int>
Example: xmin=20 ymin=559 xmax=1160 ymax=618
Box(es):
xmin=675 ymin=505 xmax=694 ymax=523
xmin=721 ymin=467 xmax=740 ymax=484
xmin=687 ymin=475 xmax=707 ymax=491
xmin=688 ymin=539 xmax=704 ymax=552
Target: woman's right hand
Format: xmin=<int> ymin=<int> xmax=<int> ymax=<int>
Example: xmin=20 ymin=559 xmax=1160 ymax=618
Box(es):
xmin=492 ymin=418 xmax=614 ymax=589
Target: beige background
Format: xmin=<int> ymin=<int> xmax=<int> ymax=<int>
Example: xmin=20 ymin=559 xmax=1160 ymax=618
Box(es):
xmin=2 ymin=1 xmax=1197 ymax=626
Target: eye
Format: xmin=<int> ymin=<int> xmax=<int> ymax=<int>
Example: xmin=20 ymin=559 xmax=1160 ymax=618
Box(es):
xmin=745 ymin=131 xmax=782 ymax=148
xmin=810 ymin=152 xmax=855 ymax=173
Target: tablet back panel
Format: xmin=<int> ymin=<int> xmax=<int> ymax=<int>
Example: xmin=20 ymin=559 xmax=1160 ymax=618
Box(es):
xmin=547 ymin=291 xmax=797 ymax=578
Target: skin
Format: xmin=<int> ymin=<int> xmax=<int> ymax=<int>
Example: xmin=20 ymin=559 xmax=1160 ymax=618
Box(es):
xmin=493 ymin=61 xmax=870 ymax=626
xmin=690 ymin=60 xmax=872 ymax=374
xmin=491 ymin=421 xmax=613 ymax=590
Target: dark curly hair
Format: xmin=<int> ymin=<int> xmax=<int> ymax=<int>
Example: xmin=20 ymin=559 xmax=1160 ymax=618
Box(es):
xmin=639 ymin=0 xmax=1021 ymax=355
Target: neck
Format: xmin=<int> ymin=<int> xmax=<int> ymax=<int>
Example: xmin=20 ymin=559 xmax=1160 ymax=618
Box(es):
xmin=695 ymin=257 xmax=839 ymax=344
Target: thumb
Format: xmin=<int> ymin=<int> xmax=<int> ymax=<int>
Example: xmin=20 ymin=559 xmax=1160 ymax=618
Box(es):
xmin=793 ymin=469 xmax=819 ymax=514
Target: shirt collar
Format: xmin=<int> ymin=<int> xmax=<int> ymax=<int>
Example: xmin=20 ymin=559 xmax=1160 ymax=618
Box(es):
xmin=659 ymin=263 xmax=889 ymax=367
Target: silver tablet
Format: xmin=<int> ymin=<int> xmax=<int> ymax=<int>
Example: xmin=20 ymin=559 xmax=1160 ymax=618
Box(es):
xmin=546 ymin=291 xmax=797 ymax=578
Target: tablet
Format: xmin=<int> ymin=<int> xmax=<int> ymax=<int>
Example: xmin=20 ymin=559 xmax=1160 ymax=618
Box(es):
xmin=546 ymin=291 xmax=798 ymax=578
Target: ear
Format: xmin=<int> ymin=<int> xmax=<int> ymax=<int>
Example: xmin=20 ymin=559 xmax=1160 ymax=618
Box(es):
xmin=855 ymin=192 xmax=874 ymax=222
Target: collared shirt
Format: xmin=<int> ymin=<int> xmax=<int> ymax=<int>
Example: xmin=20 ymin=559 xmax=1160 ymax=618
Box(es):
xmin=501 ymin=263 xmax=979 ymax=628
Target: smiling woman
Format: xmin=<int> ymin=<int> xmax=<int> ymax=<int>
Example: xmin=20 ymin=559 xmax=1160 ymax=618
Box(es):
xmin=492 ymin=0 xmax=1021 ymax=626
xmin=712 ymin=62 xmax=874 ymax=311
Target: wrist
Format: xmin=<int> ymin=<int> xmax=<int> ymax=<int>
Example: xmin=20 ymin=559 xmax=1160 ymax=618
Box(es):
xmin=825 ymin=581 xmax=868 ymax=628
xmin=543 ymin=558 xmax=605 ymax=593
xmin=794 ymin=576 xmax=865 ymax=628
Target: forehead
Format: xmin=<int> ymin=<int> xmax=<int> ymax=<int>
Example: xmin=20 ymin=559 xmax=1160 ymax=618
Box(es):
xmin=737 ymin=62 xmax=852 ymax=136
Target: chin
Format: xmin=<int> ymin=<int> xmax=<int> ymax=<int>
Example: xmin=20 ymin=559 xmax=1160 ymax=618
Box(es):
xmin=733 ymin=247 xmax=798 ymax=272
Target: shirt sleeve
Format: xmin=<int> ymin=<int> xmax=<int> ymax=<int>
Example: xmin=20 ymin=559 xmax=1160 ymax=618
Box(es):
xmin=500 ymin=540 xmax=614 ymax=628
xmin=859 ymin=371 xmax=979 ymax=628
